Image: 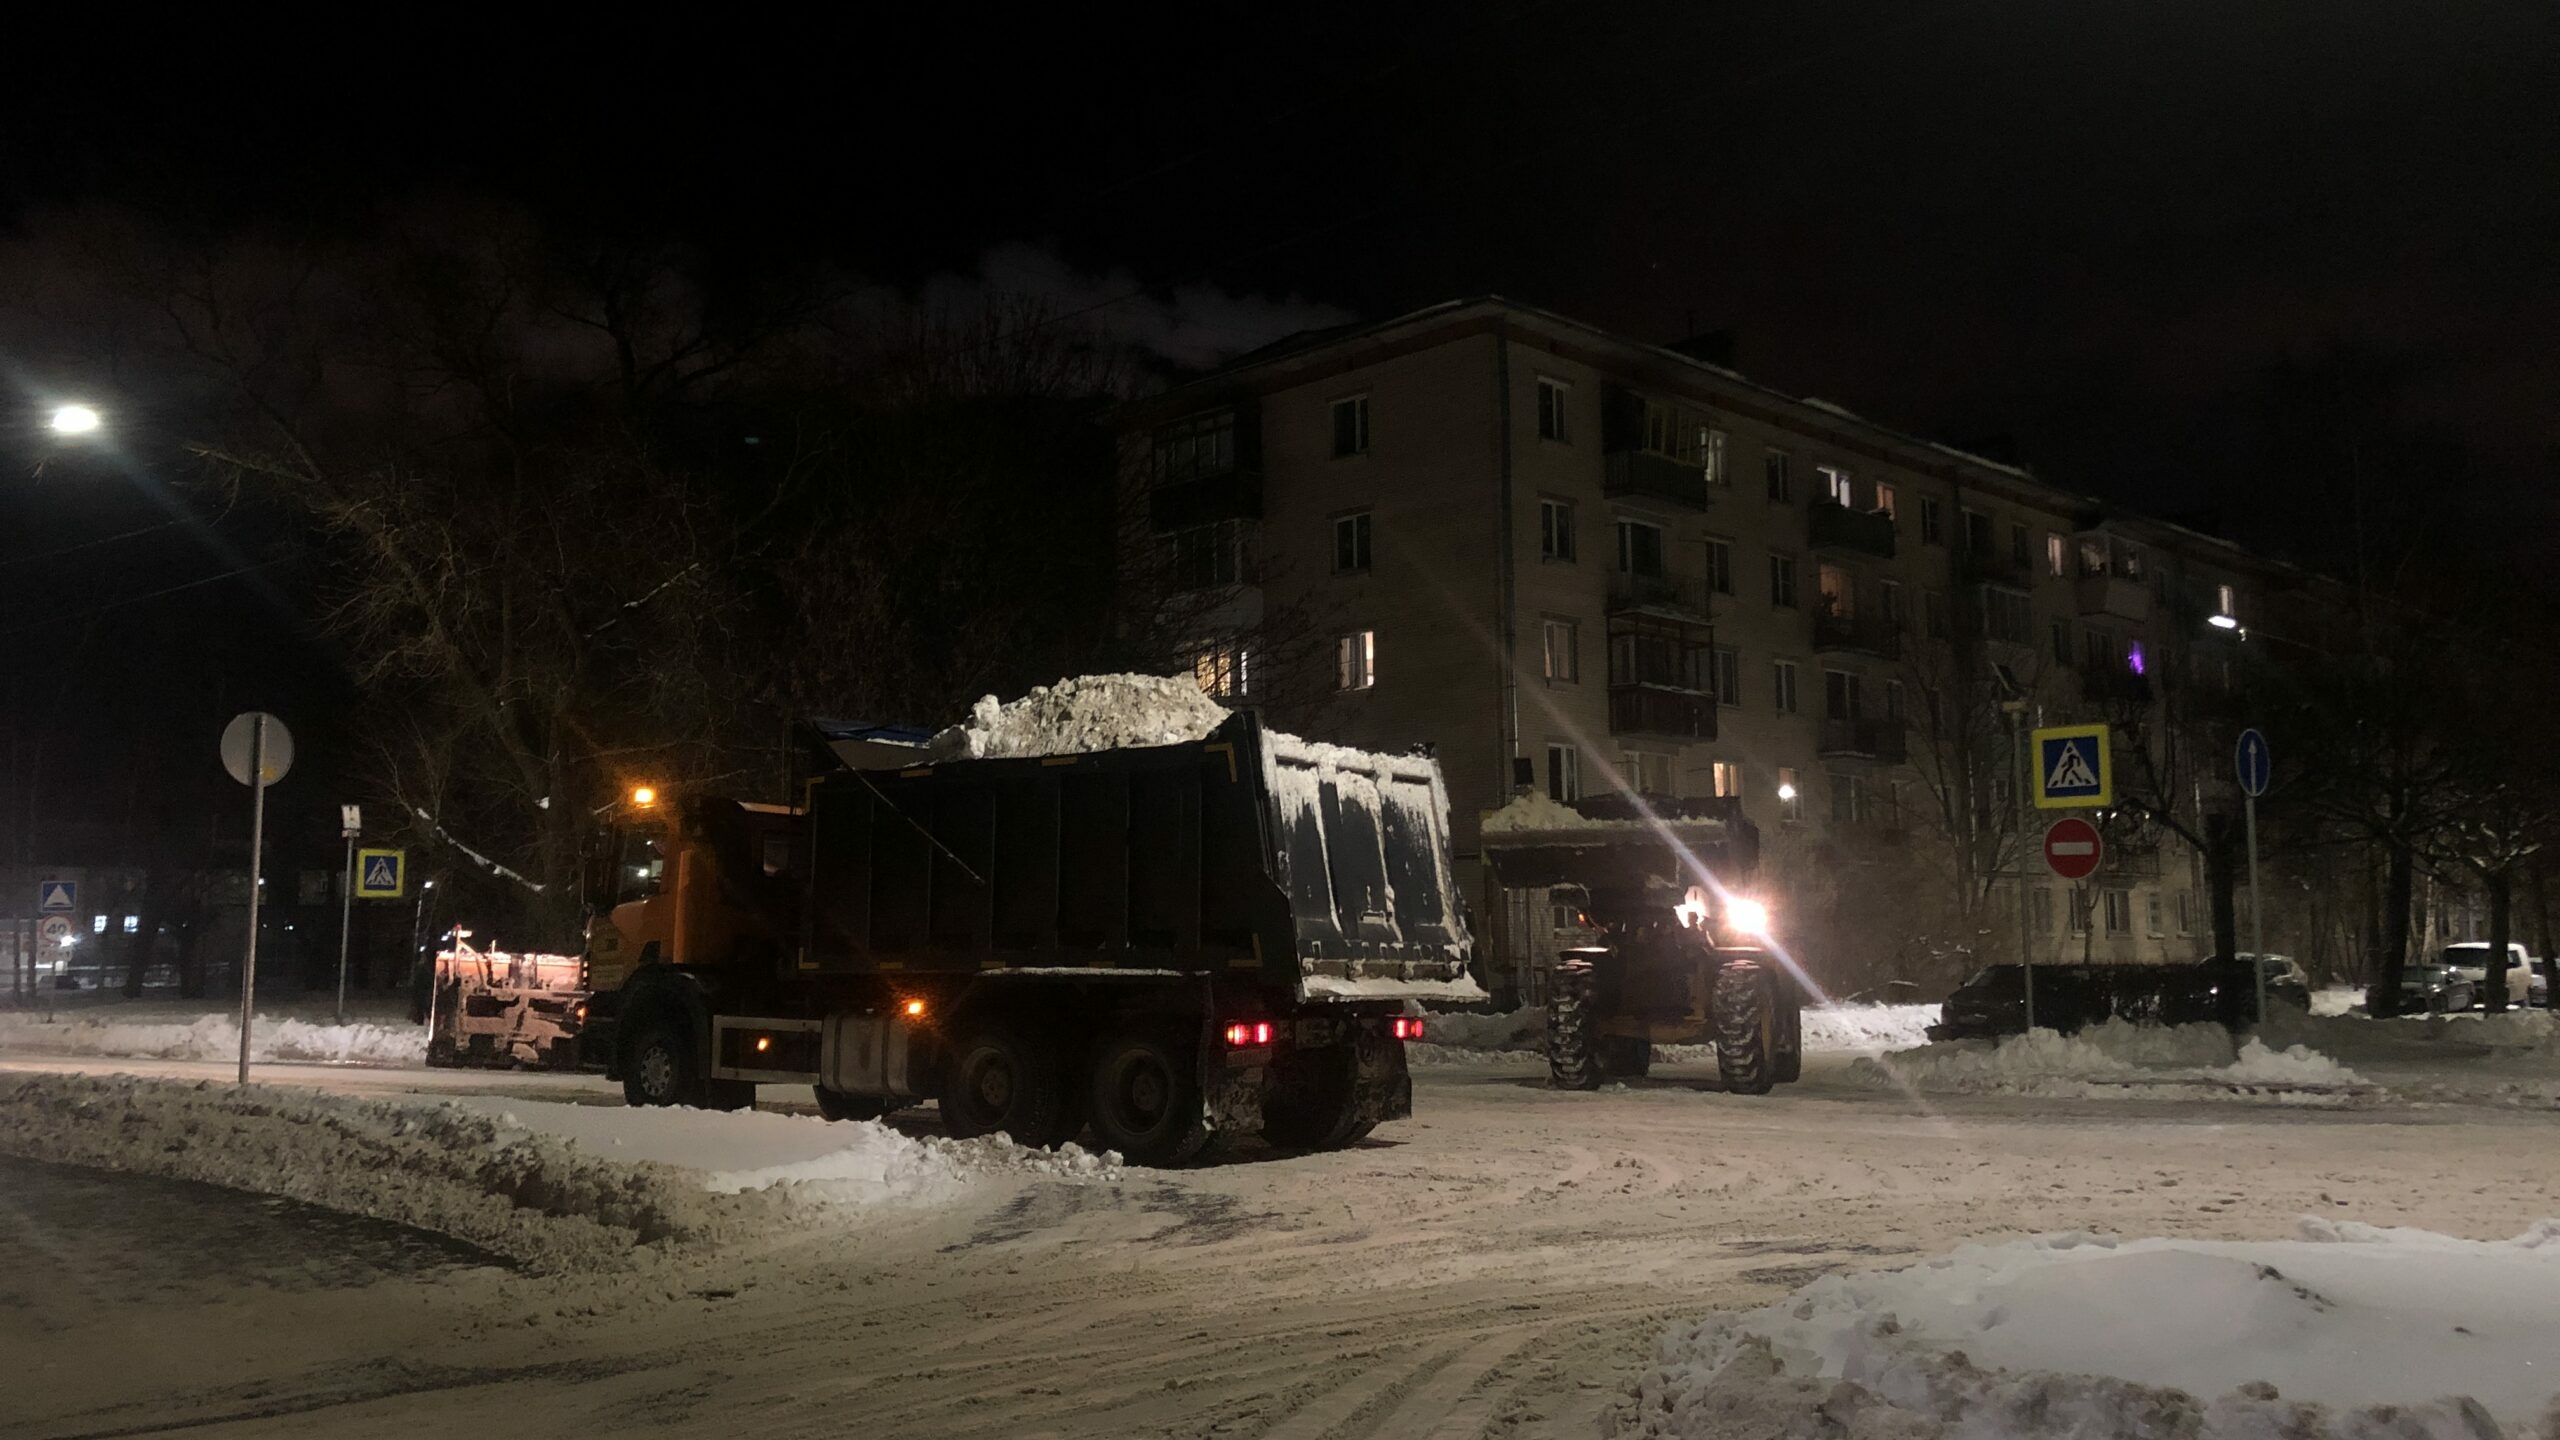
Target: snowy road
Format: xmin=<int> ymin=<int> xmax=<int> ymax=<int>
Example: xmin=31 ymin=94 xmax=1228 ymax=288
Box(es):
xmin=5 ymin=1050 xmax=2556 ymax=1438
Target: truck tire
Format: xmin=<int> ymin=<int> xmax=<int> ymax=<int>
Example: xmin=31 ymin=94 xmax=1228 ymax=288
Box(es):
xmin=1261 ymin=1048 xmax=1362 ymax=1151
xmin=1715 ymin=962 xmax=1777 ymax=1096
xmin=939 ymin=1023 xmax=1072 ymax=1146
xmin=623 ymin=1014 xmax=702 ymax=1107
xmin=1088 ymin=1032 xmax=1211 ymax=1166
xmin=1547 ymin=962 xmax=1602 ymax=1090
xmin=814 ymin=1086 xmax=897 ymax=1123
xmin=1597 ymin=1036 xmax=1652 ymax=1079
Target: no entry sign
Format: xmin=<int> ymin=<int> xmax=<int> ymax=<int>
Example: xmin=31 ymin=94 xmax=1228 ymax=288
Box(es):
xmin=2043 ymin=817 xmax=2104 ymax=882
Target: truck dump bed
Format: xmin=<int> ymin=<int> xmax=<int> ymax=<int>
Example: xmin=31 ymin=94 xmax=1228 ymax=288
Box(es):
xmin=800 ymin=713 xmax=1480 ymax=1004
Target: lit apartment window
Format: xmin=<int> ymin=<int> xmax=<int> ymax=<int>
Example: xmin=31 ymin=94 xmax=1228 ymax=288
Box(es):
xmin=1547 ymin=744 xmax=1580 ymax=802
xmin=1332 ymin=511 xmax=1372 ymax=573
xmin=1772 ymin=660 xmax=1799 ymax=715
xmin=1765 ymin=450 xmax=1792 ymax=503
xmin=1873 ymin=482 xmax=1897 ymax=520
xmin=1709 ymin=760 xmax=1741 ymax=798
xmin=1330 ymin=395 xmax=1369 ymax=457
xmin=1540 ymin=498 xmax=1577 ymax=561
xmin=1541 ymin=617 xmax=1579 ymax=683
xmin=1193 ymin=644 xmax=1250 ymax=699
xmin=2216 ymin=582 xmax=2237 ymax=618
xmin=1336 ymin=631 xmax=1377 ymax=691
xmin=1704 ymin=538 xmax=1734 ymax=596
xmin=1703 ymin=427 xmax=1728 ymax=484
xmin=1712 ymin=646 xmax=1741 ymax=706
xmin=1777 ymin=765 xmax=1802 ymax=821
xmin=91 ymin=914 xmax=107 ymax=934
xmin=1818 ymin=464 xmax=1854 ymax=507
xmin=1768 ymin=553 xmax=1797 ymax=609
xmin=1618 ymin=520 xmax=1666 ymax=578
xmin=2047 ymin=532 xmax=2068 ymax=578
xmin=1537 ymin=378 xmax=1570 ymax=442
xmin=1919 ymin=496 xmax=1944 ymax=545
xmin=122 ymin=914 xmax=140 ymax=934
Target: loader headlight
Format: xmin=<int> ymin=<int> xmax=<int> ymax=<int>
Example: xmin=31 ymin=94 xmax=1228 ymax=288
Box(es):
xmin=1725 ymin=897 xmax=1773 ymax=938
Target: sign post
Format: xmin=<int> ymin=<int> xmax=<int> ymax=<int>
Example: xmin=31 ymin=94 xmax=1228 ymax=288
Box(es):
xmin=2236 ymin=728 xmax=2273 ymax=1025
xmin=336 ymin=805 xmax=362 ymax=1024
xmin=2029 ymin=726 xmax=2113 ymax=1031
xmin=220 ymin=712 xmax=294 ymax=1086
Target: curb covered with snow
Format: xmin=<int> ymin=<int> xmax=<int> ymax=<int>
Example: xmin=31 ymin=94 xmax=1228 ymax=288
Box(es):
xmin=0 ymin=1009 xmax=428 ymax=1066
xmin=1613 ymin=1220 xmax=2560 ymax=1439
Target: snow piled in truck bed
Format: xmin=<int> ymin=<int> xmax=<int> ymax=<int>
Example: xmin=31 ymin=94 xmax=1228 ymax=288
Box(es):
xmin=1612 ymin=1220 xmax=2560 ymax=1440
xmin=928 ymin=673 xmax=1233 ymax=759
xmin=0 ymin=1009 xmax=427 ymax=1066
xmin=1857 ymin=1020 xmax=2371 ymax=1097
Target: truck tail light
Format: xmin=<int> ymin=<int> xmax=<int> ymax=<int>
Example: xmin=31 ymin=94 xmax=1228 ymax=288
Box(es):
xmin=1222 ymin=1021 xmax=1273 ymax=1047
xmin=1390 ymin=1017 xmax=1424 ymax=1040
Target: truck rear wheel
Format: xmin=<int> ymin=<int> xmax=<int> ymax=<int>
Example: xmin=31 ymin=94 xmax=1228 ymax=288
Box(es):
xmin=1088 ymin=1032 xmax=1211 ymax=1166
xmin=939 ymin=1023 xmax=1071 ymax=1146
xmin=1261 ymin=1048 xmax=1363 ymax=1151
xmin=1547 ymin=962 xmax=1602 ymax=1090
xmin=1714 ymin=962 xmax=1777 ymax=1096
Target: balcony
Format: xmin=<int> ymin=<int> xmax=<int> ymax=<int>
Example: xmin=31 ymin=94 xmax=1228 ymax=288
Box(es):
xmin=1602 ymin=448 xmax=1713 ymax=510
xmin=2075 ymin=572 xmax=2153 ymax=623
xmin=1607 ymin=569 xmax=1714 ymax=618
xmin=1147 ymin=468 xmax=1263 ymax=534
xmin=1817 ymin=716 xmax=1909 ymax=763
xmin=1958 ymin=547 xmax=2028 ymax=589
xmin=1812 ymin=607 xmax=1902 ymax=660
xmin=1610 ymin=683 xmax=1717 ymax=741
xmin=1808 ymin=501 xmax=1896 ymax=560
xmin=2080 ymin=663 xmax=2153 ymax=708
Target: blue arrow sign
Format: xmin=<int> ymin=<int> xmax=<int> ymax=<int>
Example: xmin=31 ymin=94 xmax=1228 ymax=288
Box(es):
xmin=2235 ymin=728 xmax=2272 ymax=798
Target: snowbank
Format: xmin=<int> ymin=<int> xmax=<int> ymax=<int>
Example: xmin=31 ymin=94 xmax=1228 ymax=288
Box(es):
xmin=1856 ymin=1020 xmax=2371 ymax=1097
xmin=0 ymin=1009 xmax=427 ymax=1066
xmin=1479 ymin=790 xmax=1607 ymax=832
xmin=928 ymin=673 xmax=1231 ymax=760
xmin=1411 ymin=1001 xmax=1939 ymax=1065
xmin=1613 ymin=1220 xmax=2560 ymax=1439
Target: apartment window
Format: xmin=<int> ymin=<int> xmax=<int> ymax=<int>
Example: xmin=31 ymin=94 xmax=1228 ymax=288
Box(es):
xmin=1336 ymin=631 xmax=1377 ymax=691
xmin=1330 ymin=395 xmax=1369 ymax=458
xmin=1884 ymin=679 xmax=1906 ymax=721
xmin=1702 ymin=427 xmax=1728 ymax=484
xmin=1704 ymin=538 xmax=1734 ymax=596
xmin=2145 ymin=891 xmax=2165 ymax=938
xmin=2119 ymin=543 xmax=2146 ymax=580
xmin=1772 ymin=660 xmax=1799 ymax=715
xmin=1193 ymin=644 xmax=1250 ymax=699
xmin=1642 ymin=401 xmax=1672 ymax=455
xmin=2175 ymin=891 xmax=2195 ymax=935
xmin=2084 ymin=628 xmax=2118 ymax=672
xmin=2032 ymin=887 xmax=2056 ymax=934
xmin=2047 ymin=532 xmax=2068 ymax=579
xmin=2103 ymin=889 xmax=2132 ymax=936
xmin=1547 ymin=744 xmax=1580 ymax=803
xmin=1625 ymin=751 xmax=1673 ymax=796
xmin=1710 ymin=760 xmax=1741 ymax=798
xmin=1332 ymin=511 xmax=1372 ymax=574
xmin=1768 ymin=553 xmax=1798 ymax=609
xmin=1923 ymin=590 xmax=1949 ymax=639
xmin=1962 ymin=508 xmax=1995 ymax=556
xmin=1617 ymin=520 xmax=1666 ymax=578
xmin=1777 ymin=765 xmax=1802 ymax=821
xmin=1541 ymin=617 xmax=1580 ymax=683
xmin=1881 ymin=580 xmax=1904 ymax=631
xmin=2010 ymin=522 xmax=2031 ymax=571
xmin=1818 ymin=464 xmax=1854 ymax=506
xmin=1919 ymin=496 xmax=1944 ymax=545
xmin=1829 ymin=772 xmax=1862 ymax=824
xmin=2078 ymin=537 xmax=2109 ymax=579
xmin=1823 ymin=669 xmax=1863 ymax=721
xmin=1537 ymin=378 xmax=1570 ymax=442
xmin=1817 ymin=563 xmax=1854 ymax=620
xmin=1873 ymin=482 xmax=1897 ymax=520
xmin=122 ymin=914 xmax=140 ymax=935
xmin=2216 ymin=582 xmax=2237 ymax=618
xmin=1540 ymin=499 xmax=1577 ymax=561
xmin=1980 ymin=587 xmax=2032 ymax=645
xmin=2068 ymin=890 xmax=2091 ymax=934
xmin=1711 ymin=646 xmax=1741 ymax=707
xmin=1152 ymin=409 xmax=1236 ymax=484
xmin=2050 ymin=617 xmax=2073 ymax=667
xmin=1171 ymin=521 xmax=1241 ymax=591
xmin=1764 ymin=449 xmax=1792 ymax=503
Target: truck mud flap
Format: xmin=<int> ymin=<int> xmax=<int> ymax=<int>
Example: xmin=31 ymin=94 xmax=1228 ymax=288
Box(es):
xmin=1351 ymin=1026 xmax=1413 ymax=1124
xmin=1204 ymin=1061 xmax=1266 ymax=1135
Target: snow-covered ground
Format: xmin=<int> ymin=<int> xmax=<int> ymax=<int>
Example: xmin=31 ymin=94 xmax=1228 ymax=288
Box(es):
xmin=1616 ymin=1220 xmax=2560 ymax=1439
xmin=1410 ymin=1000 xmax=1940 ymax=1068
xmin=0 ymin=1005 xmax=427 ymax=1066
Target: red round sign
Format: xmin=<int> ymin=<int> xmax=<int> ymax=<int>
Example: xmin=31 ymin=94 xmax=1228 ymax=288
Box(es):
xmin=2043 ymin=817 xmax=2104 ymax=881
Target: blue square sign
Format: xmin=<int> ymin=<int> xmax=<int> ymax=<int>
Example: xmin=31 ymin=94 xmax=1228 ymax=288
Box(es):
xmin=2032 ymin=725 xmax=2113 ymax=809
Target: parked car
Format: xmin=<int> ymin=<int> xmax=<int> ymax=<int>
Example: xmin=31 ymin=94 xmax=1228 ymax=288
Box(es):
xmin=2371 ymin=964 xmax=2475 ymax=1016
xmin=2439 ymin=943 xmax=2546 ymax=1009
xmin=2208 ymin=954 xmax=2313 ymax=1014
xmin=1929 ymin=957 xmax=2286 ymax=1041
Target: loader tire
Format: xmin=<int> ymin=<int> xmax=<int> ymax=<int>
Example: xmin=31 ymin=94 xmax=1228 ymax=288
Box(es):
xmin=940 ymin=1022 xmax=1072 ymax=1146
xmin=1597 ymin=1036 xmax=1652 ymax=1079
xmin=1088 ymin=1032 xmax=1212 ymax=1166
xmin=1547 ymin=963 xmax=1602 ymax=1091
xmin=1262 ymin=1048 xmax=1363 ymax=1151
xmin=1715 ymin=962 xmax=1777 ymax=1095
xmin=814 ymin=1086 xmax=896 ymax=1123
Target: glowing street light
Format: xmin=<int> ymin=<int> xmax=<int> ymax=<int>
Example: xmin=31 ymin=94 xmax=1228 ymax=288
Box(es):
xmin=630 ymin=785 xmax=658 ymax=807
xmin=2208 ymin=613 xmax=2241 ymax=631
xmin=48 ymin=404 xmax=103 ymax=436
xmin=1775 ymin=781 xmax=1798 ymax=802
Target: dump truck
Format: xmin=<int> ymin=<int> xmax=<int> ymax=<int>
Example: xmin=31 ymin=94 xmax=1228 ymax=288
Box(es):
xmin=1478 ymin=792 xmax=1802 ymax=1093
xmin=578 ymin=712 xmax=1480 ymax=1164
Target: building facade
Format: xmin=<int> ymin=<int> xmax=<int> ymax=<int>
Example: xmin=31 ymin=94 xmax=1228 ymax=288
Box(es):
xmin=1120 ymin=300 xmax=2320 ymax=1001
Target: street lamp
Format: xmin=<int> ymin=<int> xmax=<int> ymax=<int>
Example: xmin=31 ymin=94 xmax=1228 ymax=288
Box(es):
xmin=48 ymin=404 xmax=102 ymax=436
xmin=2208 ymin=613 xmax=2242 ymax=632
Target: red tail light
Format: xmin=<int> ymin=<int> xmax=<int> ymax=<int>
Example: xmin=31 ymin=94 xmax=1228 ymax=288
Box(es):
xmin=1222 ymin=1021 xmax=1274 ymax=1047
xmin=1391 ymin=1017 xmax=1424 ymax=1040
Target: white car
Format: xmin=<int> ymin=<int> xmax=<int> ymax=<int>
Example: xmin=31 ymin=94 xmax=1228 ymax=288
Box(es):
xmin=2439 ymin=943 xmax=2548 ymax=1009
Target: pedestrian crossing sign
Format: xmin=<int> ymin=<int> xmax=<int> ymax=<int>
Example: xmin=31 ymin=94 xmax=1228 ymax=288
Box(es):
xmin=2032 ymin=724 xmax=2112 ymax=809
xmin=355 ymin=848 xmax=407 ymax=899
